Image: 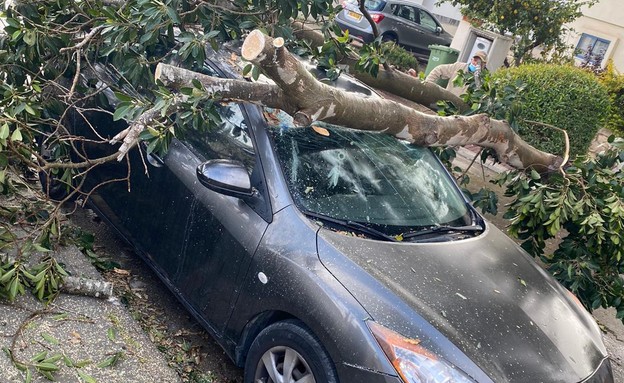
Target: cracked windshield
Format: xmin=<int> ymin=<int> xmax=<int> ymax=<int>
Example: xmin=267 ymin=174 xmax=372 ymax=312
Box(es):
xmin=269 ymin=124 xmax=473 ymax=236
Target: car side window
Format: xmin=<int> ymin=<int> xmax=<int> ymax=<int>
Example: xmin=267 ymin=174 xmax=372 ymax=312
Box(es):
xmin=418 ymin=10 xmax=438 ymax=31
xmin=184 ymin=103 xmax=256 ymax=172
xmin=394 ymin=5 xmax=418 ymax=23
xmin=181 ymin=63 xmax=256 ymax=172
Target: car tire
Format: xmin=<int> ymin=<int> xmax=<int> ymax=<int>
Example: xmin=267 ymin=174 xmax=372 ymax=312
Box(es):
xmin=244 ymin=319 xmax=338 ymax=383
xmin=381 ymin=33 xmax=398 ymax=44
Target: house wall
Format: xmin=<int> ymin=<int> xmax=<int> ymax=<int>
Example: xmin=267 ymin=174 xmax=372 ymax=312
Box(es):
xmin=565 ymin=0 xmax=624 ymax=72
xmin=421 ymin=0 xmax=462 ymax=25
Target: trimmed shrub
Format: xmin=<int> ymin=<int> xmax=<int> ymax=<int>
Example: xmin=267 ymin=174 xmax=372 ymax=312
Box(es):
xmin=598 ymin=61 xmax=624 ymax=136
xmin=493 ymin=64 xmax=610 ymax=157
xmin=381 ymin=41 xmax=419 ymax=72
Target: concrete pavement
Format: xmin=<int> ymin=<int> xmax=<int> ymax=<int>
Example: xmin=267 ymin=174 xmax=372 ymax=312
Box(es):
xmin=0 ymin=245 xmax=181 ymax=383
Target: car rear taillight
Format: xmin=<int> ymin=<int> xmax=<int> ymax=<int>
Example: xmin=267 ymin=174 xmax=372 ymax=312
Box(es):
xmin=370 ymin=14 xmax=384 ymax=23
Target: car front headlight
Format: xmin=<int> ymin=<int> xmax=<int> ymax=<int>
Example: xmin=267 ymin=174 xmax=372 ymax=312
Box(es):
xmin=368 ymin=321 xmax=475 ymax=383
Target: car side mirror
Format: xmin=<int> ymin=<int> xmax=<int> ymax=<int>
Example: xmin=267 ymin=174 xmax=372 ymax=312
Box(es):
xmin=435 ymin=26 xmax=442 ymax=35
xmin=196 ymin=159 xmax=256 ymax=199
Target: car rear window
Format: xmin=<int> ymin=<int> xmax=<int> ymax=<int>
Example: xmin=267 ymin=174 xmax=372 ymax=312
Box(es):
xmin=364 ymin=0 xmax=385 ymax=11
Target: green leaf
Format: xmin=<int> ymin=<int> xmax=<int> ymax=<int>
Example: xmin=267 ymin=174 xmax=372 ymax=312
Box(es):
xmin=32 ymin=350 xmax=48 ymax=362
xmin=107 ymin=327 xmax=117 ymax=341
xmin=73 ymin=359 xmax=92 ymax=368
xmin=0 ymin=124 xmax=8 ymax=139
xmin=251 ymin=65 xmax=260 ymax=81
xmin=114 ymin=92 xmax=133 ymax=102
xmin=77 ymin=371 xmax=97 ymax=383
xmin=10 ymin=128 xmax=22 ymax=142
xmin=34 ymin=362 xmax=59 ymax=371
xmin=112 ymin=104 xmax=131 ymax=121
xmin=63 ymin=355 xmax=74 ymax=367
xmin=96 ymin=351 xmax=123 ymax=368
xmin=242 ymin=64 xmax=253 ymax=76
xmin=23 ymin=30 xmax=37 ymax=46
xmin=41 ymin=333 xmax=59 ymax=345
xmin=165 ymin=6 xmax=181 ymax=24
xmin=24 ymin=103 xmax=36 ymax=115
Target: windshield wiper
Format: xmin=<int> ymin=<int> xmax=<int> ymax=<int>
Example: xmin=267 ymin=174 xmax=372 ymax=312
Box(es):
xmin=401 ymin=224 xmax=484 ymax=241
xmin=303 ymin=211 xmax=399 ymax=242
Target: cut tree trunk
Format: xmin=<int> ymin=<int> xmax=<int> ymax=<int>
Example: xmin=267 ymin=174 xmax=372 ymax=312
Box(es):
xmin=119 ymin=30 xmax=563 ymax=172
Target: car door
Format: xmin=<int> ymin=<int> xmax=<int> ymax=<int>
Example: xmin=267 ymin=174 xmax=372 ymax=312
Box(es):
xmin=415 ymin=8 xmax=447 ymax=48
xmin=86 ymin=87 xmax=270 ymax=334
xmin=168 ymin=101 xmax=270 ymax=333
xmin=390 ymin=4 xmax=422 ymax=50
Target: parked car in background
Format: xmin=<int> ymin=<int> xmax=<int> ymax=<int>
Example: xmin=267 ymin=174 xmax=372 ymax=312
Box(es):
xmin=335 ymin=0 xmax=453 ymax=59
xmin=47 ymin=43 xmax=614 ymax=383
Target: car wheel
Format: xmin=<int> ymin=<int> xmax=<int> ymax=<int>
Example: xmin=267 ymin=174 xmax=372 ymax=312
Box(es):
xmin=381 ymin=33 xmax=398 ymax=44
xmin=244 ymin=320 xmax=338 ymax=383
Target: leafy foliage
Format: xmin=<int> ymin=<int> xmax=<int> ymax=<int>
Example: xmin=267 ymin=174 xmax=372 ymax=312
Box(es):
xmin=440 ymin=0 xmax=597 ymax=63
xmin=381 ymin=41 xmax=419 ymax=72
xmin=499 ymin=147 xmax=624 ymax=318
xmin=598 ymin=61 xmax=624 ymax=136
xmin=492 ymin=63 xmax=610 ymax=157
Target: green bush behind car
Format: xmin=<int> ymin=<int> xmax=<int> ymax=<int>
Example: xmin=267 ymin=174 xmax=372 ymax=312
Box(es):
xmin=493 ymin=63 xmax=610 ymax=157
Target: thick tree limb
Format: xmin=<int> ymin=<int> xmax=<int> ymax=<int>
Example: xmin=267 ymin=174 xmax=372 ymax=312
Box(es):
xmin=62 ymin=276 xmax=114 ymax=299
xmin=131 ymin=30 xmax=563 ymax=172
xmin=240 ymin=30 xmax=562 ymax=171
xmin=291 ymin=21 xmax=468 ymax=111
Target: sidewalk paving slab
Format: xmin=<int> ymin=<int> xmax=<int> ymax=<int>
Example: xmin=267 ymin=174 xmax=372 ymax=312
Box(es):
xmin=0 ymin=245 xmax=181 ymax=383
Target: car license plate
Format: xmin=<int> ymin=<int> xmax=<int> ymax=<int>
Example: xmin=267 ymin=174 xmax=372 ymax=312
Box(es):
xmin=347 ymin=11 xmax=362 ymax=21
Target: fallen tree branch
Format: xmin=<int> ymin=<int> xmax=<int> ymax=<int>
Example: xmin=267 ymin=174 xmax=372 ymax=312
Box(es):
xmin=241 ymin=30 xmax=563 ymax=171
xmin=118 ymin=29 xmax=563 ymax=172
xmin=291 ymin=21 xmax=468 ymax=111
xmin=62 ymin=276 xmax=113 ymax=299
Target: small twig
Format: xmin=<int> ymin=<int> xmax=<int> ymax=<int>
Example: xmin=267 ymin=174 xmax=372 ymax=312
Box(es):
xmin=59 ymin=25 xmax=105 ymax=53
xmin=455 ymin=148 xmax=483 ymax=182
xmin=66 ymin=50 xmax=82 ymax=101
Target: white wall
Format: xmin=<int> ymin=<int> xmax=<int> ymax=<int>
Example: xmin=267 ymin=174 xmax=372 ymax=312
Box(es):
xmin=564 ymin=0 xmax=624 ymax=71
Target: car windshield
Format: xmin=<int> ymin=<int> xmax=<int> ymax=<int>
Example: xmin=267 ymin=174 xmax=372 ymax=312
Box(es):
xmin=269 ymin=124 xmax=473 ymax=235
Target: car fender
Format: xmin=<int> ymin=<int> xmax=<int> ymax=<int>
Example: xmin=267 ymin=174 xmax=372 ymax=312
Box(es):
xmin=225 ymin=205 xmax=399 ymax=380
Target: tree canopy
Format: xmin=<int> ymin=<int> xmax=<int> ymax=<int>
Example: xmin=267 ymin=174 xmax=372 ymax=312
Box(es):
xmin=441 ymin=0 xmax=598 ymax=63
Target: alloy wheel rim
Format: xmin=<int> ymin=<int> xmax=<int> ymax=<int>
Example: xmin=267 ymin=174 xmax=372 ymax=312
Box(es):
xmin=254 ymin=345 xmax=316 ymax=383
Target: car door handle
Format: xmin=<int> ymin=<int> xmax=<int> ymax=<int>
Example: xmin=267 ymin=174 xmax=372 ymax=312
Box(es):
xmin=147 ymin=152 xmax=165 ymax=167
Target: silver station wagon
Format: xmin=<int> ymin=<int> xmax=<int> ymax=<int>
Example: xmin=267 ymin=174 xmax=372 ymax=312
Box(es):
xmin=335 ymin=0 xmax=453 ymax=58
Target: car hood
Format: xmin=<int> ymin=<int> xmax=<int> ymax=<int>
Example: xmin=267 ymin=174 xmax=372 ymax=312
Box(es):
xmin=317 ymin=223 xmax=607 ymax=382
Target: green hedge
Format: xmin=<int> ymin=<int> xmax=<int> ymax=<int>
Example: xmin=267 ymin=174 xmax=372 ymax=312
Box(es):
xmin=381 ymin=42 xmax=419 ymax=72
xmin=598 ymin=61 xmax=624 ymax=136
xmin=493 ymin=64 xmax=610 ymax=157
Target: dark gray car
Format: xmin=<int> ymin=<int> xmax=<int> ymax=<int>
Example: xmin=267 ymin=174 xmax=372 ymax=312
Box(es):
xmin=63 ymin=46 xmax=613 ymax=383
xmin=335 ymin=0 xmax=453 ymax=57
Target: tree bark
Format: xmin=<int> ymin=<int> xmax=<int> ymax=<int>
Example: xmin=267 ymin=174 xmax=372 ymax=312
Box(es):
xmin=130 ymin=29 xmax=564 ymax=172
xmin=291 ymin=21 xmax=468 ymax=111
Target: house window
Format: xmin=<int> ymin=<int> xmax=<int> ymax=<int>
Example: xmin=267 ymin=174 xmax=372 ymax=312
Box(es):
xmin=576 ymin=33 xmax=610 ymax=67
